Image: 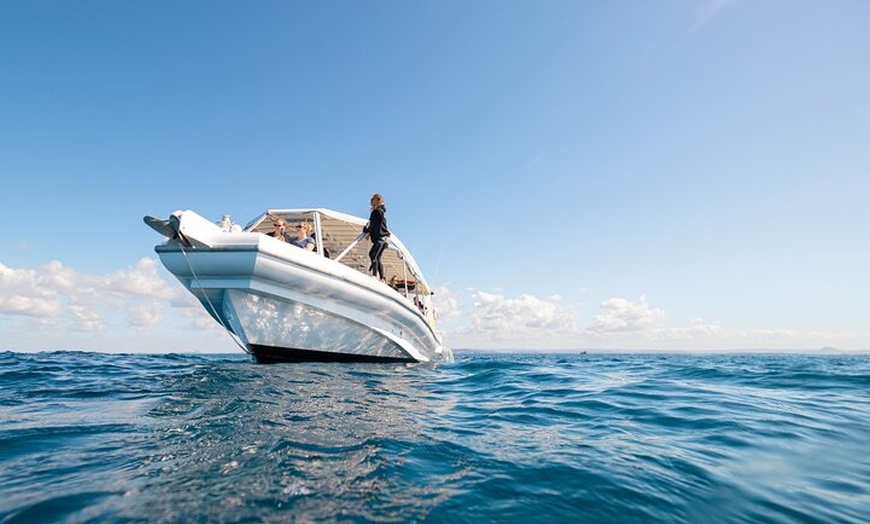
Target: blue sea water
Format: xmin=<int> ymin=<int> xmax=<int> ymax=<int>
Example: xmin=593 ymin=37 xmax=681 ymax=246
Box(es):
xmin=0 ymin=351 xmax=868 ymax=523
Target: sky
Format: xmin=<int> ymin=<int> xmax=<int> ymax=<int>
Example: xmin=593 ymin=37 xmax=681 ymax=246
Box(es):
xmin=1 ymin=0 xmax=868 ymax=353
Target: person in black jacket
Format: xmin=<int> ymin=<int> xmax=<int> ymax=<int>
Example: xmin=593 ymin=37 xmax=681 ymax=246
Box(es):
xmin=362 ymin=193 xmax=390 ymax=281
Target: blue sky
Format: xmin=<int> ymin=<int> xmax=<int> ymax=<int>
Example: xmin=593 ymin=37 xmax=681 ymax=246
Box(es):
xmin=1 ymin=0 xmax=868 ymax=352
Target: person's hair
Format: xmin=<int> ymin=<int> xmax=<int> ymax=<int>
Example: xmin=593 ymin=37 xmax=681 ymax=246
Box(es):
xmin=370 ymin=193 xmax=384 ymax=210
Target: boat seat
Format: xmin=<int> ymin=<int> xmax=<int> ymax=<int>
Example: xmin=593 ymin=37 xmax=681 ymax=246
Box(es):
xmin=389 ymin=278 xmax=416 ymax=291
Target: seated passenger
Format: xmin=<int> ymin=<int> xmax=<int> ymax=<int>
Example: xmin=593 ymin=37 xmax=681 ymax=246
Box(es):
xmin=290 ymin=222 xmax=316 ymax=251
xmin=268 ymin=219 xmax=290 ymax=242
xmin=311 ymin=231 xmax=331 ymax=258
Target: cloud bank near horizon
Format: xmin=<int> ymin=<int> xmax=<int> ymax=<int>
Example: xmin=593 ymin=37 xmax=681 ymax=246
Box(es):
xmin=434 ymin=289 xmax=868 ymax=352
xmin=1 ymin=258 xmax=866 ymax=353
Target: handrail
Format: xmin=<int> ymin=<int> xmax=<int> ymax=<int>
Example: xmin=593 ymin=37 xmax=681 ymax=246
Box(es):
xmin=334 ymin=232 xmax=366 ymax=263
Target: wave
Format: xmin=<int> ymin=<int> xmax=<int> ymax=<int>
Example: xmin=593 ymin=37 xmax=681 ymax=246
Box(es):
xmin=1 ymin=351 xmax=868 ymax=523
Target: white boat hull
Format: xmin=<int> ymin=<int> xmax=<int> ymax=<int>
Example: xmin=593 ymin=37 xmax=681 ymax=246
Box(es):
xmin=151 ymin=209 xmax=450 ymax=364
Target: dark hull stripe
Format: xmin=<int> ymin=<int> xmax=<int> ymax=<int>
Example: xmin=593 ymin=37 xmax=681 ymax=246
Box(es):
xmin=249 ymin=344 xmax=415 ymax=364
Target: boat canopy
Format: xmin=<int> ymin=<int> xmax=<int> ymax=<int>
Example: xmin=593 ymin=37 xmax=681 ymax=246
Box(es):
xmin=245 ymin=208 xmax=431 ymax=295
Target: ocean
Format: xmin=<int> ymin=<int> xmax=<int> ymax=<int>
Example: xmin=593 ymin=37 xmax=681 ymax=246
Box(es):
xmin=0 ymin=351 xmax=867 ymax=523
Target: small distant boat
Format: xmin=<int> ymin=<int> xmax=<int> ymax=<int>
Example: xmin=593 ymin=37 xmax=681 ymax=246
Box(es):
xmin=144 ymin=208 xmax=452 ymax=364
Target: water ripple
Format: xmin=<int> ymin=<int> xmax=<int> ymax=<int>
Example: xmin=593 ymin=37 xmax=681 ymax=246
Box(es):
xmin=0 ymin=351 xmax=868 ymax=523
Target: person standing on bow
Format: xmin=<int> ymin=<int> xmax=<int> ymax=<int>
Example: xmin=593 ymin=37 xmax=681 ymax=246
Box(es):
xmin=363 ymin=193 xmax=390 ymax=282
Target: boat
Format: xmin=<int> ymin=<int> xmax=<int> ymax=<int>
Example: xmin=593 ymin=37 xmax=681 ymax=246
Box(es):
xmin=144 ymin=208 xmax=452 ymax=364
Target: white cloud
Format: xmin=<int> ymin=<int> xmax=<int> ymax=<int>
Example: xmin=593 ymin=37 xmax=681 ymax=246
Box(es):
xmin=0 ymin=262 xmax=64 ymax=317
xmin=94 ymin=258 xmax=176 ymax=298
xmin=443 ymin=291 xmax=578 ymax=348
xmin=2 ymin=260 xmax=868 ymax=353
xmin=0 ymin=257 xmax=190 ymax=331
xmin=431 ymin=285 xmax=462 ymax=322
xmin=585 ymin=296 xmax=666 ymax=335
xmin=126 ymin=302 xmax=163 ymax=327
xmin=39 ymin=260 xmax=77 ymax=290
xmin=69 ymin=303 xmax=105 ymax=332
xmin=439 ymin=289 xmax=869 ymax=352
xmin=691 ymin=0 xmax=733 ymax=34
xmin=0 ymin=257 xmax=233 ymax=352
xmin=471 ymin=291 xmax=577 ymax=334
xmin=657 ymin=318 xmax=728 ymax=340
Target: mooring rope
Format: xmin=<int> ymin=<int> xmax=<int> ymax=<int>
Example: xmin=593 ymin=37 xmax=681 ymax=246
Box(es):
xmin=178 ymin=243 xmax=249 ymax=353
